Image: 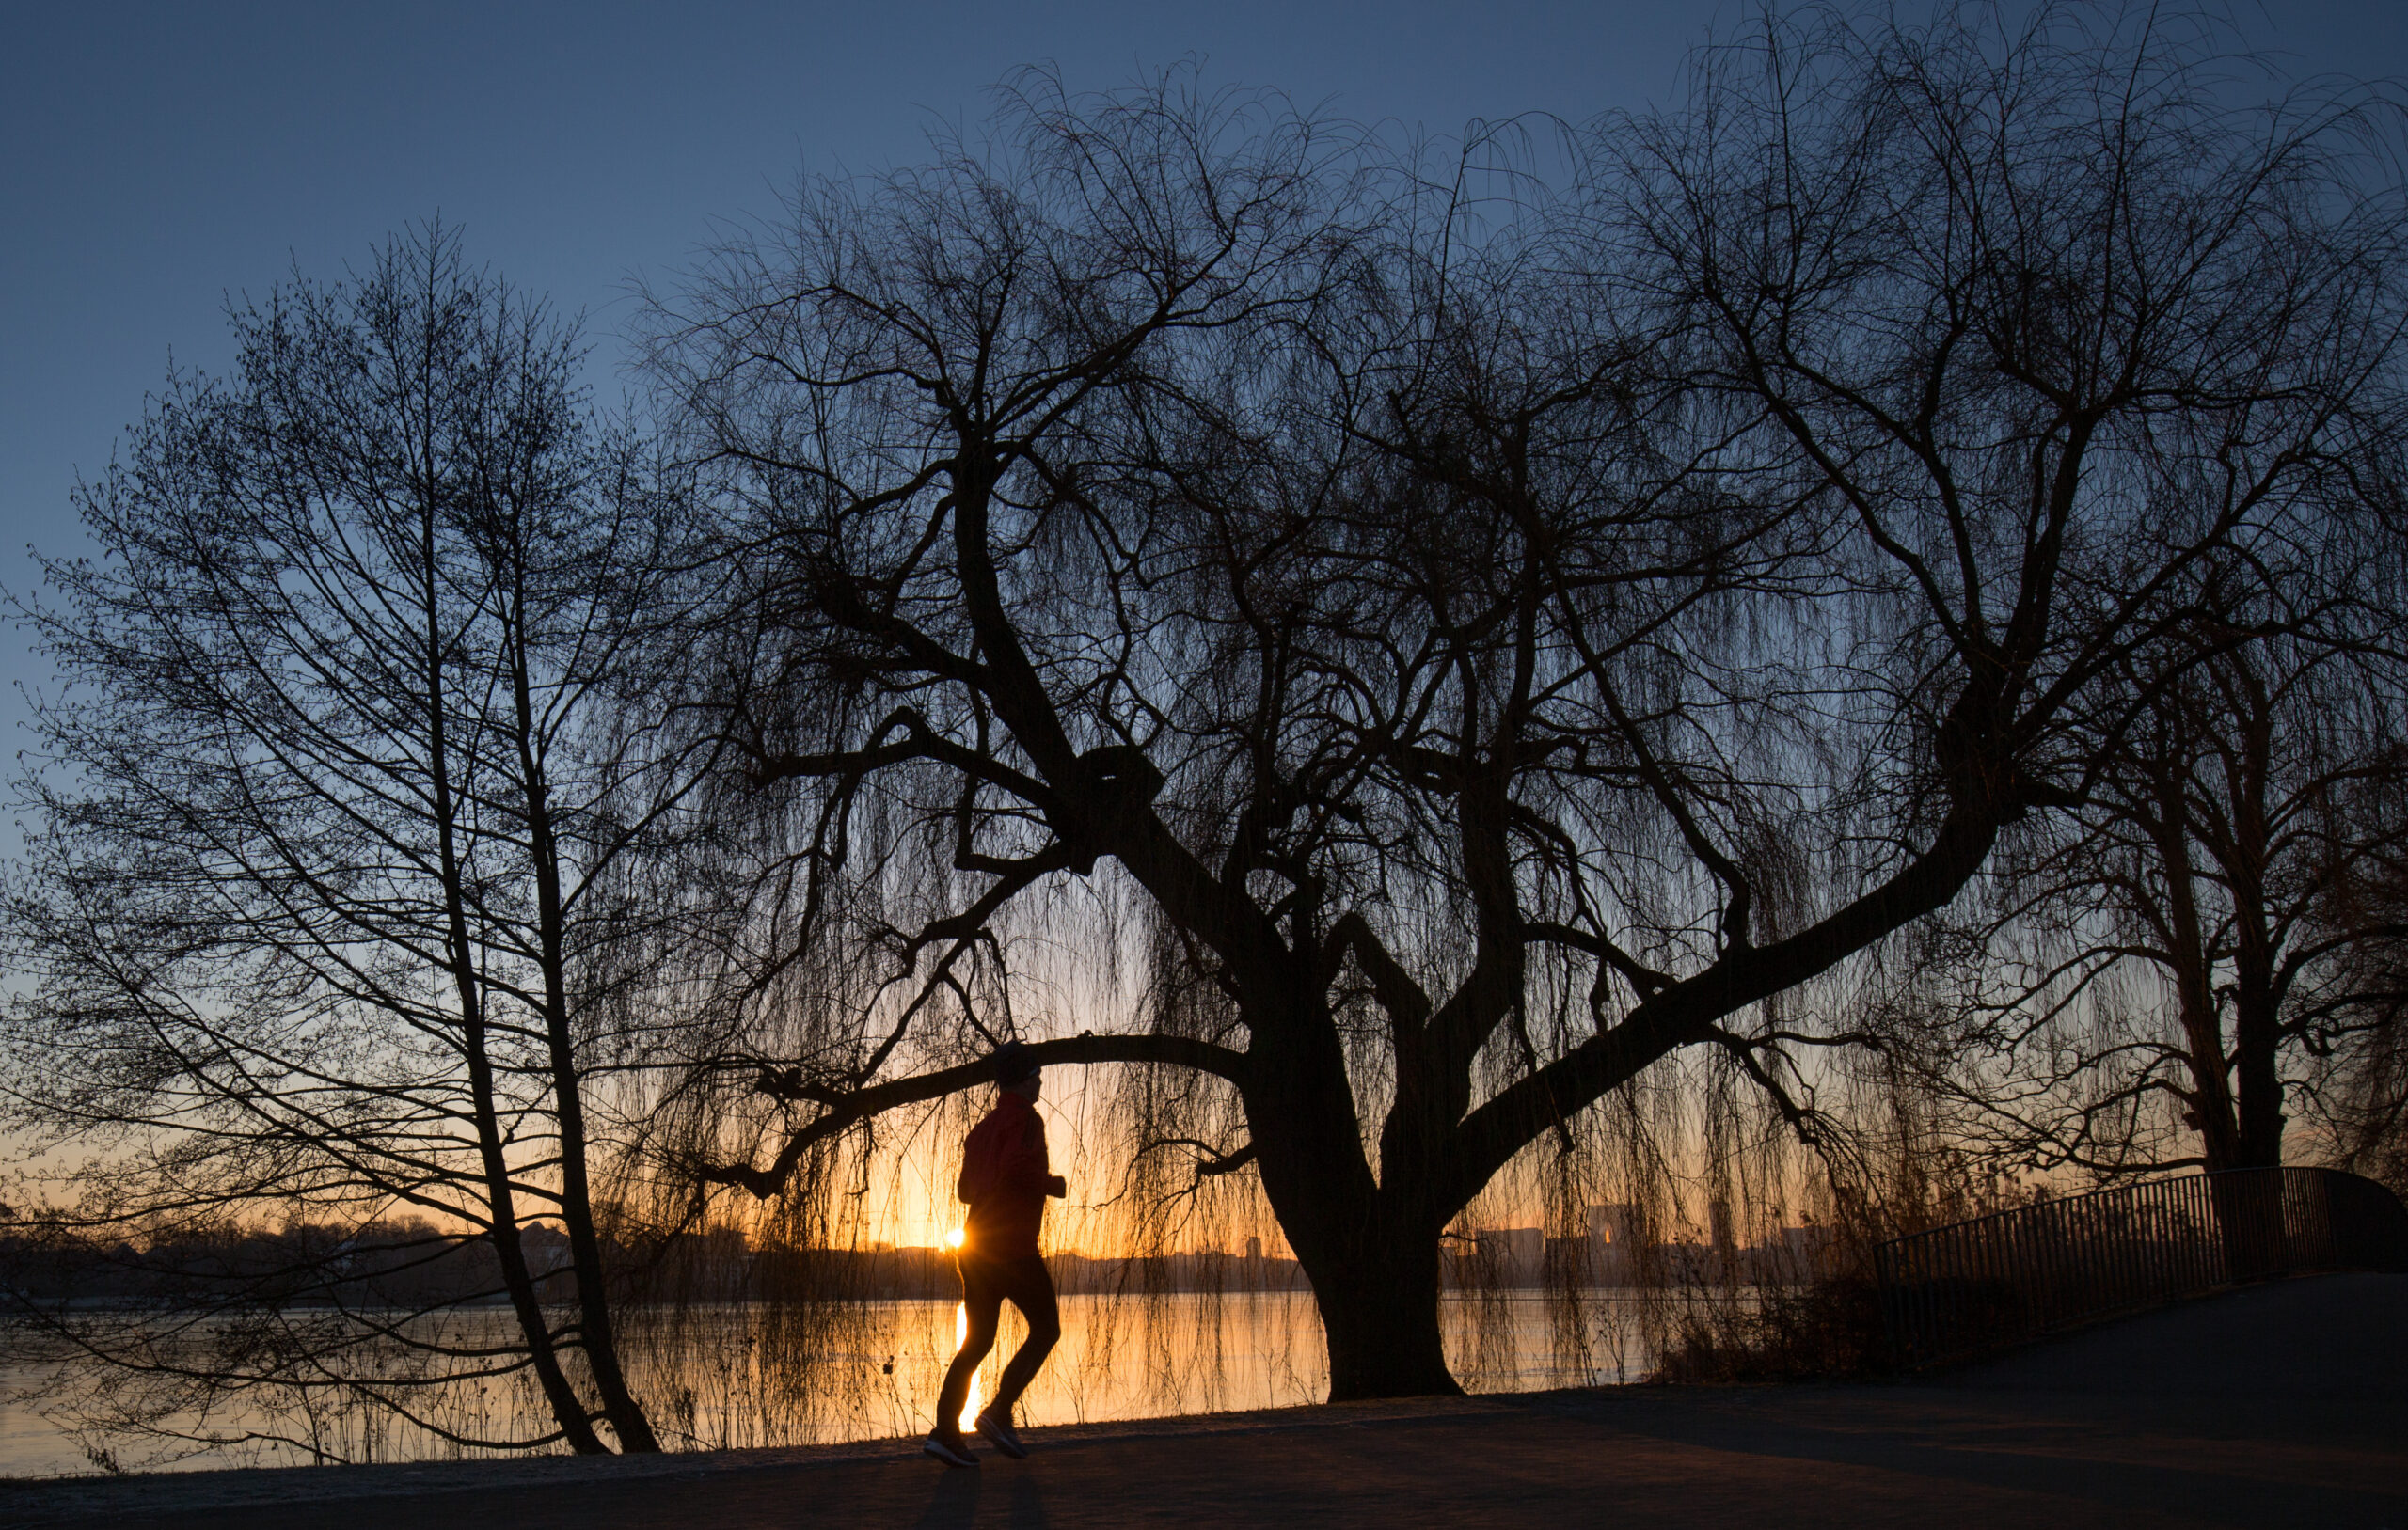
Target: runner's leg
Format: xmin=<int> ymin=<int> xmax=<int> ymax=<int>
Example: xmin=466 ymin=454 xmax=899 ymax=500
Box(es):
xmin=988 ymin=1255 xmax=1061 ymax=1421
xmin=934 ymin=1255 xmax=1005 ymax=1439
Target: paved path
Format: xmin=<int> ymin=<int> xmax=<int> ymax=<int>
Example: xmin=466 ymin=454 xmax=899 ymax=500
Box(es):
xmin=1937 ymin=1270 xmax=2407 ymax=1399
xmin=7 ymin=1273 xmax=2402 ymax=1529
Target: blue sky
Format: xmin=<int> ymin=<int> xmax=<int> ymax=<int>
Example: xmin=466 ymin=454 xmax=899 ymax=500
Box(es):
xmin=2 ymin=1 xmax=2401 ymax=765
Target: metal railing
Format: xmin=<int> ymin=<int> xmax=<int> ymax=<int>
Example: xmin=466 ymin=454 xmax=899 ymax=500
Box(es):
xmin=1873 ymin=1167 xmax=2408 ymax=1370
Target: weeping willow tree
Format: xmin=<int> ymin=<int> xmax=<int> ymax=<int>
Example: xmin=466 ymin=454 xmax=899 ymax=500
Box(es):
xmin=635 ymin=3 xmax=2408 ymax=1405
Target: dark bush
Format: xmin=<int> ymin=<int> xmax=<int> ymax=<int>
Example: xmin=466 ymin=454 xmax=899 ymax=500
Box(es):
xmin=1649 ymin=1279 xmax=1889 ymax=1383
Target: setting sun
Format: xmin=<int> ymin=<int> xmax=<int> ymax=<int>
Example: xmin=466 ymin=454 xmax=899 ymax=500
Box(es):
xmin=944 ymin=1228 xmax=965 ymax=1251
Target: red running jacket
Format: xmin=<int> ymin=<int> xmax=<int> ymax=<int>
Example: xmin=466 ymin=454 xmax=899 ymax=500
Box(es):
xmin=957 ymin=1091 xmax=1067 ymax=1258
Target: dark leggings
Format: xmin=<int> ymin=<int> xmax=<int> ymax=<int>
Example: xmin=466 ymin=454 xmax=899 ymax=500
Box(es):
xmin=934 ymin=1254 xmax=1061 ymax=1432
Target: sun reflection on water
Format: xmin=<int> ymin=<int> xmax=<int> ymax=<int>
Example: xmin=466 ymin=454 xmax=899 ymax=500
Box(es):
xmin=951 ymin=1300 xmax=984 ymax=1430
xmin=943 ymin=1227 xmax=981 ymax=1427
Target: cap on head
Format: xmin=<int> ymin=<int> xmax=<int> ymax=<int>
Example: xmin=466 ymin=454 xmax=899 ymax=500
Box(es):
xmin=992 ymin=1040 xmax=1038 ymax=1087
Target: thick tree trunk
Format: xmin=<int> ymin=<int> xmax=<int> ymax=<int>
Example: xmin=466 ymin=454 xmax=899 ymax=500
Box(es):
xmin=2230 ymin=952 xmax=2286 ymax=1174
xmin=2210 ymin=1169 xmax=2292 ymax=1282
xmin=1308 ymin=1224 xmax=1462 ymax=1401
xmin=1241 ymin=1006 xmax=1463 ymax=1401
xmin=2216 ymin=961 xmax=2291 ymax=1283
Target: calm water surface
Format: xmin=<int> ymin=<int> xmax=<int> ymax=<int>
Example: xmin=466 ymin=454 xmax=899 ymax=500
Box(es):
xmin=0 ymin=1291 xmax=1661 ymax=1477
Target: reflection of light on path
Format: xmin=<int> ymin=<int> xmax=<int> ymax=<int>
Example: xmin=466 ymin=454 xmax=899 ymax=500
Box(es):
xmin=952 ymin=1301 xmax=983 ymax=1431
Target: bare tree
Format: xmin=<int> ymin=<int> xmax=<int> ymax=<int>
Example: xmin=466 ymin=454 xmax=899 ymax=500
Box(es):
xmin=651 ymin=9 xmax=2408 ymax=1402
xmin=1920 ymin=604 xmax=2408 ymax=1178
xmin=4 ymin=226 xmax=708 ymax=1457
xmin=2317 ymin=759 xmax=2408 ymax=1191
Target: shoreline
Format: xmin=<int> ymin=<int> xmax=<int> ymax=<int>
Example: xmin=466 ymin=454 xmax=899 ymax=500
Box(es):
xmin=7 ymin=1274 xmax=2403 ymax=1528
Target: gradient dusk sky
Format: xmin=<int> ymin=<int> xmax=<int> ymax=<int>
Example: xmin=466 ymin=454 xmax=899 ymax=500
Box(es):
xmin=3 ymin=1 xmax=2402 ymax=762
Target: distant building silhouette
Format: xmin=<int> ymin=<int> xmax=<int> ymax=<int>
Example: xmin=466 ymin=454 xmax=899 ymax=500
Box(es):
xmin=1472 ymin=1226 xmax=1544 ymax=1286
xmin=1586 ymin=1204 xmax=1641 ymax=1284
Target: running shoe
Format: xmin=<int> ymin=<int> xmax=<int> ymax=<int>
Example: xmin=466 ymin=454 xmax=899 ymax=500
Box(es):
xmin=975 ymin=1410 xmax=1030 ymax=1459
xmin=923 ymin=1431 xmax=979 ymax=1468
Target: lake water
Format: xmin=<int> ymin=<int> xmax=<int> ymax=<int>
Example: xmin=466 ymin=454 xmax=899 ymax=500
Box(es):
xmin=0 ymin=1290 xmax=1664 ymax=1478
